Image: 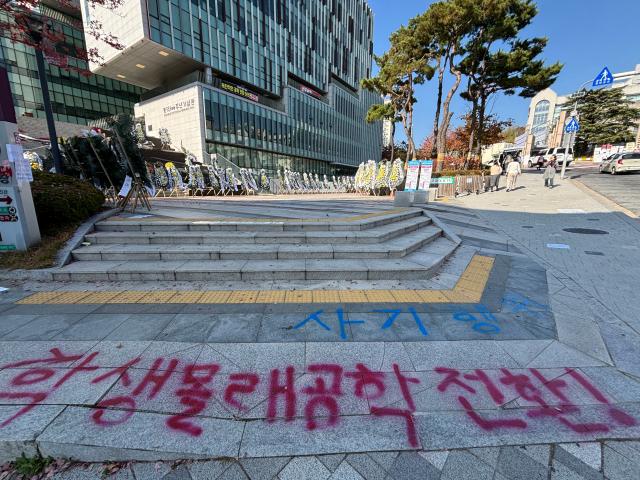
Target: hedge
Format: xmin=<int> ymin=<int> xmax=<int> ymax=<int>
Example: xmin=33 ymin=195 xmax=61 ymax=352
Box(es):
xmin=30 ymin=171 xmax=105 ymax=236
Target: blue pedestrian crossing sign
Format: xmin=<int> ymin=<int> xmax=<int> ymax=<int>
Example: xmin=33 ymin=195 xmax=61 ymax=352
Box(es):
xmin=593 ymin=67 xmax=614 ymax=87
xmin=565 ymin=117 xmax=580 ymax=133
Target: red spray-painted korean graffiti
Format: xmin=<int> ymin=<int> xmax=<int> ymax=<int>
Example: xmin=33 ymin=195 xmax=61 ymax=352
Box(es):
xmin=0 ymin=348 xmax=637 ymax=448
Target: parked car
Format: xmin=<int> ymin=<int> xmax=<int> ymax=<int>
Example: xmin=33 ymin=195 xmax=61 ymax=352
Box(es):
xmin=543 ymin=147 xmax=573 ymax=166
xmin=599 ymin=152 xmax=640 ymax=174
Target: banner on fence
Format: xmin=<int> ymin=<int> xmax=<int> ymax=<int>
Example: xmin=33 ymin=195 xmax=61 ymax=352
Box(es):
xmin=405 ymin=161 xmax=420 ymax=191
xmin=418 ymin=160 xmax=433 ymax=191
xmin=430 ymin=176 xmax=455 ymax=185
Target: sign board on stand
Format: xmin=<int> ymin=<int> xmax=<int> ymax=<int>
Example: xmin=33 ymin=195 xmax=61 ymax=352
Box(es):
xmin=418 ymin=160 xmax=433 ymax=191
xmin=405 ymin=161 xmax=421 ymax=191
xmin=0 ymin=121 xmax=40 ymax=251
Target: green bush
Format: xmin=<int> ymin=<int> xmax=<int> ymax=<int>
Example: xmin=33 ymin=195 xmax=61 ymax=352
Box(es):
xmin=30 ymin=171 xmax=105 ymax=235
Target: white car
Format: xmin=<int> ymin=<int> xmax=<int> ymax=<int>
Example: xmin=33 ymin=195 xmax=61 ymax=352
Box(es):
xmin=543 ymin=147 xmax=573 ymax=166
xmin=599 ymin=152 xmax=640 ymax=174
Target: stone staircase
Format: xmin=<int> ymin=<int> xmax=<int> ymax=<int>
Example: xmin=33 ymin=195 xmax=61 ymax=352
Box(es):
xmin=55 ymin=208 xmax=459 ymax=282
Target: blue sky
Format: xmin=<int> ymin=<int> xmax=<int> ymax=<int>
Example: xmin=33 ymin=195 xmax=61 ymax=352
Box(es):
xmin=367 ymin=0 xmax=640 ymax=144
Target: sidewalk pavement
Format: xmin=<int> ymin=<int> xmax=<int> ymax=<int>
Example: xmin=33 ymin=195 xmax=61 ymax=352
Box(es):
xmin=1 ymin=173 xmax=640 ymax=479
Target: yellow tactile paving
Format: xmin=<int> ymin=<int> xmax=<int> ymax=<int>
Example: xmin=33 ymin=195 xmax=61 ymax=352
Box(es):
xmin=138 ymin=291 xmax=178 ymax=304
xmin=416 ymin=290 xmax=449 ymax=303
xmin=391 ymin=290 xmax=420 ymax=303
xmin=339 ymin=290 xmax=369 ymax=303
xmin=285 ymin=290 xmax=314 ymax=303
xmin=226 ymin=291 xmax=260 ymax=304
xmin=105 ymin=291 xmax=150 ymax=304
xmin=16 ymin=255 xmax=495 ymax=306
xmin=75 ymin=291 xmax=123 ymax=304
xmin=256 ymin=290 xmax=287 ymax=303
xmin=197 ymin=291 xmax=232 ymax=304
xmin=364 ymin=290 xmax=397 ymax=303
xmin=47 ymin=291 xmax=93 ymax=304
xmin=17 ymin=291 xmax=65 ymax=304
xmin=166 ymin=291 xmax=204 ymax=304
xmin=312 ymin=290 xmax=342 ymax=303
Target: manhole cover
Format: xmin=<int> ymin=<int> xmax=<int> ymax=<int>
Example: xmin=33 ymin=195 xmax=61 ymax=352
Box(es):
xmin=587 ymin=218 xmax=600 ymax=221
xmin=522 ymin=226 xmax=534 ymax=229
xmin=562 ymin=228 xmax=609 ymax=235
xmin=585 ymin=251 xmax=605 ymax=256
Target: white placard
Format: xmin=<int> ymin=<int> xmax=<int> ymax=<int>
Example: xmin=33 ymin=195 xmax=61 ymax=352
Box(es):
xmin=118 ymin=175 xmax=132 ymax=197
xmin=5 ymin=144 xmax=32 ymax=182
xmin=417 ymin=160 xmax=433 ymax=191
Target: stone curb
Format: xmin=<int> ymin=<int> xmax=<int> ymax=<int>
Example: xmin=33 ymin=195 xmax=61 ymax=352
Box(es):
xmin=56 ymin=208 xmax=120 ymax=267
xmin=420 ymin=209 xmax=462 ymax=247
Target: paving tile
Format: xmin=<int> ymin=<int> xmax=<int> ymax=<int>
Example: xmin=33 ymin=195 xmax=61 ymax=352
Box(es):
xmin=366 ymin=451 xmax=399 ymax=472
xmin=0 ymin=404 xmax=64 ymax=463
xmin=389 ymin=452 xmax=440 ymax=480
xmin=525 ymin=341 xmax=607 ymax=368
xmin=554 ymin=312 xmax=611 ymax=364
xmin=37 ymin=407 xmax=244 ymax=462
xmin=346 ymin=453 xmax=386 ymax=480
xmin=328 ymin=461 xmax=365 ymax=480
xmin=1 ymin=314 xmax=87 ymax=340
xmin=208 ymin=343 xmax=305 ymax=373
xmin=215 ymin=463 xmax=249 ymax=480
xmin=317 ymin=454 xmax=346 ymax=473
xmin=558 ymin=443 xmax=602 ymax=473
xmin=0 ymin=315 xmax=38 ymax=337
xmin=0 ymin=341 xmax=97 ymax=369
xmin=240 ymin=415 xmax=420 ymax=458
xmin=403 ymin=341 xmax=519 ymax=370
xmin=496 ymin=446 xmax=549 ymax=480
xmin=278 ymin=457 xmax=331 ymax=480
xmin=518 ymin=444 xmax=551 ymax=466
xmin=467 ymin=446 xmax=500 ymax=468
xmin=132 ymin=461 xmax=174 ymax=480
xmin=551 ymin=459 xmax=589 ymax=480
xmin=578 ymin=367 xmax=640 ymax=403
xmin=105 ymin=314 xmax=177 ymax=341
xmin=188 ymin=459 xmax=234 ymax=480
xmin=257 ymin=313 xmax=307 ymax=343
xmin=602 ymin=444 xmax=640 ymax=480
xmin=305 ymin=342 xmax=413 ymax=372
xmin=52 ymin=314 xmax=131 ymax=341
xmin=497 ymin=340 xmax=554 ymax=367
xmin=417 ymin=450 xmax=449 ymax=470
xmin=555 ymin=444 xmax=603 ymax=480
xmin=161 ymin=465 xmax=193 ymax=480
xmin=240 ymin=456 xmax=290 ymax=479
xmin=439 ymin=450 xmax=497 ymax=480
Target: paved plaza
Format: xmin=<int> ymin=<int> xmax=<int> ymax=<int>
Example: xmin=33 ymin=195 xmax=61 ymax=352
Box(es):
xmin=1 ymin=173 xmax=640 ymax=479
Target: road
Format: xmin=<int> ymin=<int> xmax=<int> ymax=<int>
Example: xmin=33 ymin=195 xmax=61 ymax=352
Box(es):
xmin=567 ymin=163 xmax=640 ymax=215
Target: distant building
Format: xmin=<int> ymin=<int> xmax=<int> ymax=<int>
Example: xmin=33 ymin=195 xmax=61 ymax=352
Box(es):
xmin=523 ymin=64 xmax=640 ymax=158
xmin=81 ymin=0 xmax=382 ymax=175
xmin=0 ymin=2 xmax=144 ymax=139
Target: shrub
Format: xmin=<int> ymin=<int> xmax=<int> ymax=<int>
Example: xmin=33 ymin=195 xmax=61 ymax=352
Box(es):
xmin=30 ymin=171 xmax=105 ymax=235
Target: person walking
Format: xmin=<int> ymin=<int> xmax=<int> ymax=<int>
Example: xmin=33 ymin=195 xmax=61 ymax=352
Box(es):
xmin=489 ymin=161 xmax=502 ymax=192
xmin=544 ymin=156 xmax=557 ymax=188
xmin=505 ymin=159 xmax=521 ymax=192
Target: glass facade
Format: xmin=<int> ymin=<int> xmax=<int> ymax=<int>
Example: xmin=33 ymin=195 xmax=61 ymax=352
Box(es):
xmin=145 ymin=0 xmax=381 ymax=172
xmin=0 ymin=10 xmax=144 ymax=126
xmin=531 ymin=100 xmax=550 ymax=147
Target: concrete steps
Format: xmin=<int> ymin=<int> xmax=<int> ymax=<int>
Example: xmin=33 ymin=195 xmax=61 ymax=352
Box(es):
xmin=56 ymin=237 xmax=457 ymax=281
xmin=58 ymin=208 xmax=460 ymax=282
xmin=94 ymin=208 xmax=424 ymax=232
xmin=83 ymin=216 xmax=433 ymax=246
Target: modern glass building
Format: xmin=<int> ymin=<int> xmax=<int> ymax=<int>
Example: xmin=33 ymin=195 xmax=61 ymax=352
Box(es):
xmin=0 ymin=4 xmax=144 ymax=132
xmin=82 ymin=0 xmax=382 ymax=175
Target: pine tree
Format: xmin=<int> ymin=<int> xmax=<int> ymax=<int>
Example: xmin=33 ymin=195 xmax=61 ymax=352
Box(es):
xmin=571 ymin=88 xmax=639 ymax=155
